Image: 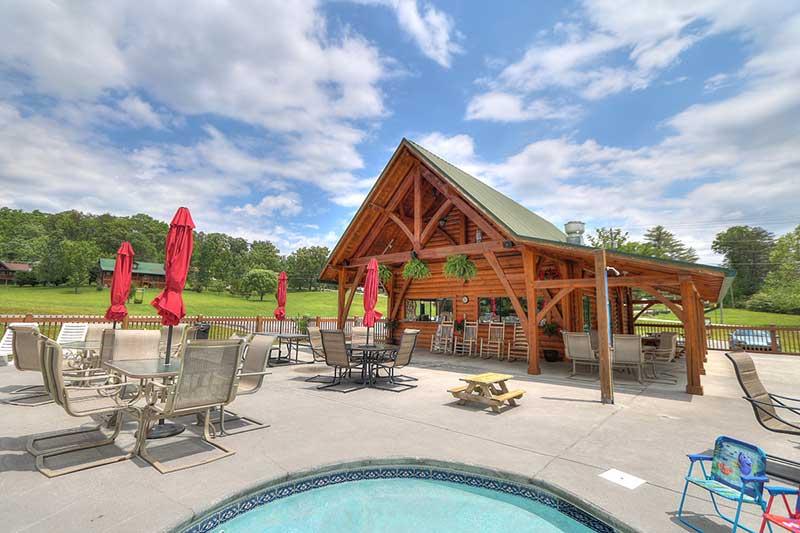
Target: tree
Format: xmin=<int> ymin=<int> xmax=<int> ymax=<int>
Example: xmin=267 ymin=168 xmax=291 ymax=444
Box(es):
xmin=586 ymin=227 xmax=629 ymax=249
xmin=284 ymin=246 xmax=330 ymax=290
xmin=643 ymin=225 xmax=699 ymax=262
xmin=747 ymin=225 xmax=800 ymax=314
xmin=712 ymin=226 xmax=775 ymax=300
xmin=61 ymin=240 xmax=100 ymax=293
xmin=241 ymin=269 xmax=278 ymax=301
xmin=248 ymin=240 xmax=281 ymax=271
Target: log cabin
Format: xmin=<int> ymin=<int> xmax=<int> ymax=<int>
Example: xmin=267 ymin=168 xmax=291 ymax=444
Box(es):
xmin=320 ymin=139 xmax=734 ymax=398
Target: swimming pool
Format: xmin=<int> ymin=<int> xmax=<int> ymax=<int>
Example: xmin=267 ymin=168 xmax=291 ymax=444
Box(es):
xmin=181 ymin=464 xmax=616 ymax=533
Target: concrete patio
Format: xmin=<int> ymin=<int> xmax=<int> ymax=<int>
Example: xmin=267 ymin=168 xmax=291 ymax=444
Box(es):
xmin=1 ymin=349 xmax=798 ymax=532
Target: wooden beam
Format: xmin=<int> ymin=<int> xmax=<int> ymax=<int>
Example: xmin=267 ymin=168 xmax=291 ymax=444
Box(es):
xmin=484 ymin=251 xmax=528 ymax=335
xmin=420 ymin=166 xmax=503 ymax=241
xmin=339 ymin=265 xmax=365 ymax=329
xmin=541 ymin=289 xmax=564 ymax=325
xmin=537 ymin=287 xmax=573 ymax=323
xmin=387 ymin=212 xmax=416 ymax=247
xmin=680 ymin=277 xmax=703 ymax=395
xmin=413 ymin=171 xmax=421 ymax=243
xmin=594 ymin=249 xmax=614 ymax=404
xmin=527 ymin=275 xmax=680 ymax=290
xmin=633 ymin=302 xmax=655 ymax=322
xmin=350 ymin=241 xmax=508 ymax=266
xmin=558 ymin=262 xmax=572 ymax=331
xmin=436 ymin=226 xmax=457 ymax=245
xmin=390 ymin=277 xmax=413 ymax=321
xmin=522 ymin=248 xmax=540 ymax=375
xmin=337 ymin=268 xmax=346 ymax=328
xmin=420 ymin=199 xmax=453 ymax=246
xmin=636 ymin=284 xmax=685 ymax=322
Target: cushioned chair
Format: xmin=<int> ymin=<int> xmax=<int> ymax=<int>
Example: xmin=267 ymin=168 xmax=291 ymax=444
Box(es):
xmin=138 ymin=339 xmax=245 ymax=474
xmin=28 ymin=339 xmax=141 ymax=477
xmin=6 ymin=325 xmax=52 ymax=406
xmin=678 ymin=436 xmax=770 ymax=533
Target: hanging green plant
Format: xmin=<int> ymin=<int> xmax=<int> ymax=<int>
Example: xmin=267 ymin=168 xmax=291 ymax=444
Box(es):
xmin=378 ymin=264 xmax=393 ymax=285
xmin=443 ymin=254 xmax=477 ymax=282
xmin=402 ymin=257 xmax=431 ymax=280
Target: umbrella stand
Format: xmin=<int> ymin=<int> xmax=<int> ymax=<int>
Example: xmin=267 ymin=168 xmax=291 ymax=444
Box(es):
xmin=147 ymin=325 xmax=185 ymax=439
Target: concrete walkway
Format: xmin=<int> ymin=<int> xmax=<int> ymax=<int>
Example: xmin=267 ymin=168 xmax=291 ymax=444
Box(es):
xmin=0 ymin=349 xmax=798 ymax=532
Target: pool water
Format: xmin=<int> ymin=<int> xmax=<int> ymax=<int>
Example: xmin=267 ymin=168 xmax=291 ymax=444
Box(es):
xmin=210 ymin=478 xmax=596 ymax=532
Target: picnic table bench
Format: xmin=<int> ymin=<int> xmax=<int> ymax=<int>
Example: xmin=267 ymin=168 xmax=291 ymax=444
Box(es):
xmin=448 ymin=372 xmax=523 ymax=413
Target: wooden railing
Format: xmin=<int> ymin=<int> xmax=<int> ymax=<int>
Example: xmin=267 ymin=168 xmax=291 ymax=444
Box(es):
xmin=635 ymin=320 xmax=800 ymax=355
xmin=0 ymin=315 xmax=388 ymax=343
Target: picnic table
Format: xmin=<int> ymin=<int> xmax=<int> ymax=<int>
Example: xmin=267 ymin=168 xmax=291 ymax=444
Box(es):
xmin=448 ymin=372 xmax=523 ymax=413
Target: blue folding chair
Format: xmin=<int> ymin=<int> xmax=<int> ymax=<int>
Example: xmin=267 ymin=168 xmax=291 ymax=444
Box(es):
xmin=678 ymin=436 xmax=773 ymax=533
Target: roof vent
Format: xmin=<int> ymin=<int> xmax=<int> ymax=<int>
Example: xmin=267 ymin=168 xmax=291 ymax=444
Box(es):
xmin=564 ymin=221 xmax=585 ymax=245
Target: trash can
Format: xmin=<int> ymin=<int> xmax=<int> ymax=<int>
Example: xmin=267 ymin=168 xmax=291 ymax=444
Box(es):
xmin=194 ymin=322 xmax=211 ymax=340
xmin=133 ymin=288 xmax=145 ymax=304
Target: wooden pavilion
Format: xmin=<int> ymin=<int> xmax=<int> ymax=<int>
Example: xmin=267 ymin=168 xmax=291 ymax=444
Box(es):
xmin=320 ymin=139 xmax=733 ymax=399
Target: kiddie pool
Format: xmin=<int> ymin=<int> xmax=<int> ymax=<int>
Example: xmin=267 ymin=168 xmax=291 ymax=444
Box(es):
xmin=179 ymin=462 xmax=618 ymax=533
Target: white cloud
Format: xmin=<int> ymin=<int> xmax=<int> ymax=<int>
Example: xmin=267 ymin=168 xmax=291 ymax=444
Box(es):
xmin=356 ymin=0 xmax=461 ymax=67
xmin=234 ymin=192 xmax=302 ymax=217
xmin=465 ymin=91 xmax=581 ymax=122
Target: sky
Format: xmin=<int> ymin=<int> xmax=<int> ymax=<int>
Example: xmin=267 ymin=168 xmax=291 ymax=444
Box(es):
xmin=0 ymin=1 xmax=798 ymax=264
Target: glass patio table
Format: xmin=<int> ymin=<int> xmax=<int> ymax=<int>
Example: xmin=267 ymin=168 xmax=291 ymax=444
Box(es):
xmin=352 ymin=343 xmax=398 ymax=387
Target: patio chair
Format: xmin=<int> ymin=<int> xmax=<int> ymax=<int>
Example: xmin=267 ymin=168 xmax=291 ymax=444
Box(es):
xmin=678 ymin=435 xmax=770 ymax=533
xmin=589 ymin=329 xmax=599 ymax=351
xmin=563 ymin=332 xmax=598 ymax=377
xmin=86 ymin=323 xmax=113 ymax=343
xmin=318 ymin=330 xmax=364 ymax=393
xmin=644 ymin=331 xmax=678 ymax=363
xmin=376 ymin=329 xmax=419 ymax=392
xmin=506 ymin=324 xmax=529 ymax=363
xmin=430 ymin=321 xmax=454 ymax=354
xmin=454 ymin=320 xmax=478 ymax=356
xmin=350 ymin=326 xmax=368 ymax=346
xmin=213 ymin=334 xmax=275 ymax=436
xmin=137 ymin=338 xmax=245 ymax=474
xmin=28 ymin=338 xmax=141 ymax=478
xmin=110 ymin=330 xmax=161 ymax=397
xmin=6 ymin=325 xmax=52 ymax=406
xmin=726 ymin=351 xmax=800 ymax=436
xmin=480 ymin=322 xmax=505 ymax=359
xmin=56 ymin=322 xmax=89 ymax=345
xmin=611 ymin=334 xmax=647 ymax=383
xmin=305 ymin=326 xmax=332 ymax=383
xmin=1 ymin=322 xmax=36 ymax=365
xmin=760 ymin=485 xmax=799 ymax=533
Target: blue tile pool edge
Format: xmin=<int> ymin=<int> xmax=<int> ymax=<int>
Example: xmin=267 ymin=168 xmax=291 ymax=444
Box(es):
xmin=177 ymin=461 xmax=621 ymax=533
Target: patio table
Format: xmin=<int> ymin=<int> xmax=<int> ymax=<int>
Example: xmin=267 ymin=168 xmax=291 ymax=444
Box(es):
xmin=262 ymin=333 xmax=309 ymax=366
xmin=448 ymin=372 xmax=523 ymax=413
xmin=352 ymin=343 xmax=398 ymax=387
xmin=62 ymin=339 xmax=103 ymax=369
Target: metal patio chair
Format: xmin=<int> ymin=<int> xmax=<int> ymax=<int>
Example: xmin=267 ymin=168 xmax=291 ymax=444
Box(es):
xmin=6 ymin=325 xmax=52 ymax=406
xmin=137 ymin=338 xmax=245 ymax=474
xmin=454 ymin=320 xmax=478 ymax=356
xmin=213 ymin=334 xmax=274 ymax=435
xmin=480 ymin=321 xmax=505 ymax=359
xmin=611 ymin=334 xmax=648 ymax=383
xmin=376 ymin=329 xmax=419 ymax=391
xmin=28 ymin=339 xmax=141 ymax=477
xmin=644 ymin=331 xmax=678 ymax=363
xmin=305 ymin=326 xmax=332 ymax=383
xmin=678 ymin=435 xmax=770 ymax=533
xmin=563 ymin=332 xmax=598 ymax=377
xmin=318 ymin=330 xmax=364 ymax=393
xmin=350 ymin=326 xmax=368 ymax=346
xmin=726 ymin=351 xmax=800 ymax=436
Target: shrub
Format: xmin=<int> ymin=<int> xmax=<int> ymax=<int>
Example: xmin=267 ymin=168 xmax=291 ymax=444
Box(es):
xmin=443 ymin=254 xmax=477 ymax=282
xmin=402 ymin=258 xmax=431 ymax=280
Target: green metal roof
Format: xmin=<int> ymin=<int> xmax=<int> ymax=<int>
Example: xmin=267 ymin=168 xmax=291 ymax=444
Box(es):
xmin=405 ymin=138 xmax=567 ymax=243
xmin=99 ymin=258 xmax=165 ymax=276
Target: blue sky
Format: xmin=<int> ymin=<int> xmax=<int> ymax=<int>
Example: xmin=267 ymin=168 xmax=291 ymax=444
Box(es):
xmin=0 ymin=1 xmax=798 ymax=263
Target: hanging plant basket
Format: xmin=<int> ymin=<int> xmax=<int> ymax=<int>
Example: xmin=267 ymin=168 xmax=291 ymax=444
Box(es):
xmin=443 ymin=254 xmax=477 ymax=282
xmin=378 ymin=264 xmax=393 ymax=285
xmin=402 ymin=257 xmax=431 ymax=280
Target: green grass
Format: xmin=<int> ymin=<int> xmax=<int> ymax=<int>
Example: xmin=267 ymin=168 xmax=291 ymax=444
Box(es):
xmin=640 ymin=304 xmax=800 ymax=326
xmin=0 ymin=285 xmax=386 ymax=317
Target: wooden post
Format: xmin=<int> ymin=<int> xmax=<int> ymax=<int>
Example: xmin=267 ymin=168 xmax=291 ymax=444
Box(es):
xmin=122 ymin=315 xmax=129 ymax=329
xmin=769 ymin=324 xmax=779 ymax=353
xmin=255 ymin=315 xmax=264 ymax=333
xmin=337 ymin=268 xmax=347 ymax=329
xmin=413 ymin=171 xmax=421 ymax=247
xmin=680 ymin=277 xmax=703 ymax=395
xmin=522 ymin=248 xmax=540 ymax=375
xmin=594 ymin=250 xmax=614 ymax=404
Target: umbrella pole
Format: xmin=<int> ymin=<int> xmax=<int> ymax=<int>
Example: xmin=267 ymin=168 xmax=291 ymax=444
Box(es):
xmin=148 ymin=324 xmax=185 ymax=439
xmin=164 ymin=325 xmax=173 ymax=366
xmin=113 ymin=321 xmax=117 ymax=330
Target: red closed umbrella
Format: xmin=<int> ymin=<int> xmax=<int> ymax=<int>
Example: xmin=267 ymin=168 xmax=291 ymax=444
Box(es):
xmin=363 ymin=258 xmax=383 ymax=344
xmin=274 ymin=271 xmax=287 ymax=321
xmin=151 ymin=207 xmax=195 ymax=364
xmin=104 ymin=242 xmax=135 ymax=325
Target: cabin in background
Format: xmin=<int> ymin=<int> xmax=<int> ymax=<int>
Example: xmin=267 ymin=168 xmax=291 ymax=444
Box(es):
xmin=97 ymin=258 xmax=166 ymax=289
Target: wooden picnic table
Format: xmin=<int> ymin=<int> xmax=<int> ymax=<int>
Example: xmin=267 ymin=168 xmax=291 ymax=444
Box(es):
xmin=448 ymin=372 xmax=523 ymax=413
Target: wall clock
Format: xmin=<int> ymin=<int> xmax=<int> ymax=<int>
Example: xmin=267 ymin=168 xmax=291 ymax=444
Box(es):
xmin=461 ymin=296 xmax=469 ymax=304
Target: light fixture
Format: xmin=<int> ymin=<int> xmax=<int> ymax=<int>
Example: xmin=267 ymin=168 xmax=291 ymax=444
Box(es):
xmin=411 ymin=250 xmax=418 ymax=259
xmin=503 ymin=240 xmax=515 ymax=249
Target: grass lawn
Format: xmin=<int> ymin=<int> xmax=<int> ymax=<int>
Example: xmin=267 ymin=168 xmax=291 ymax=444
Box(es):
xmin=640 ymin=304 xmax=800 ymax=326
xmin=0 ymin=285 xmax=386 ymax=317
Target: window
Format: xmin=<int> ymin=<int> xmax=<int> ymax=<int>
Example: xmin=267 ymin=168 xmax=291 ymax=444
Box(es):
xmin=478 ymin=297 xmax=533 ymax=324
xmin=404 ymin=298 xmax=453 ymax=322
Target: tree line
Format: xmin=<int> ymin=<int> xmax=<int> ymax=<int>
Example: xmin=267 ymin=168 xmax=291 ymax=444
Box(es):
xmin=0 ymin=208 xmax=331 ymax=298
xmin=586 ymin=224 xmax=800 ymax=314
